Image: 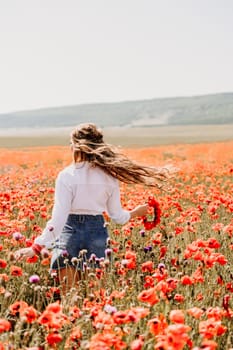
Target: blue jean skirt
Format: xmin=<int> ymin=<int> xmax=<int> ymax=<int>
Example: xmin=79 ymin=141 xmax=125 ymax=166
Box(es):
xmin=50 ymin=214 xmax=109 ymax=270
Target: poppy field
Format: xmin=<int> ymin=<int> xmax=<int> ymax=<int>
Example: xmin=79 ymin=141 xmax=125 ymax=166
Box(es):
xmin=0 ymin=141 xmax=232 ymax=349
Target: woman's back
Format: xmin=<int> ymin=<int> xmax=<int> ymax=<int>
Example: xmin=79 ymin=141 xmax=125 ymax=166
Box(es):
xmin=59 ymin=161 xmax=119 ymax=215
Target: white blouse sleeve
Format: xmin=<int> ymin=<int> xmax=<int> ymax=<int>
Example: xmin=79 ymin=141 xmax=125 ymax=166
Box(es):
xmin=34 ymin=172 xmax=72 ymax=249
xmin=106 ymin=181 xmax=130 ymax=225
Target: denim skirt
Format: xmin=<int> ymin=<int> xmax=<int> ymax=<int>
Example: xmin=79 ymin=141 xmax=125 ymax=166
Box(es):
xmin=50 ymin=214 xmax=109 ymax=270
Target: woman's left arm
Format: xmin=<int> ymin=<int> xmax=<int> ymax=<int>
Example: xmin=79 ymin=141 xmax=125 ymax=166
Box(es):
xmin=15 ymin=172 xmax=72 ymax=259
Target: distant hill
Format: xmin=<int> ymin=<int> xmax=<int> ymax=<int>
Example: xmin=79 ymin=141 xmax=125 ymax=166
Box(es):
xmin=0 ymin=92 xmax=233 ymax=129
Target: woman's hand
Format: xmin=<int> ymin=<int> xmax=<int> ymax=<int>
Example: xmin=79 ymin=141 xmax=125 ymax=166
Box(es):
xmin=130 ymin=204 xmax=148 ymax=219
xmin=14 ymin=247 xmax=35 ymax=260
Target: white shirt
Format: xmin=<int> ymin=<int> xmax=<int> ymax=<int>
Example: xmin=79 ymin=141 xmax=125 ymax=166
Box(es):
xmin=34 ymin=162 xmax=130 ymax=248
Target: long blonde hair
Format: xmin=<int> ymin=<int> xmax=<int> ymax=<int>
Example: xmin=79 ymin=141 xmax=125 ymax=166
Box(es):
xmin=70 ymin=123 xmax=170 ymax=188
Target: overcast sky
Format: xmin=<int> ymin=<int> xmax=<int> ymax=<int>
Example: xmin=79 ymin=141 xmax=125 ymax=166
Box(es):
xmin=0 ymin=0 xmax=233 ymax=113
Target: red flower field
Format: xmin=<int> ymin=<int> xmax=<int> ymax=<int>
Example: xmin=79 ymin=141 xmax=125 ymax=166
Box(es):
xmin=0 ymin=141 xmax=232 ymax=349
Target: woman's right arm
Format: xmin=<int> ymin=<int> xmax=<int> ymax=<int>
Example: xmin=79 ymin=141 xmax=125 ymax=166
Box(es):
xmin=34 ymin=172 xmax=72 ymax=248
xmin=106 ymin=181 xmax=148 ymax=225
xmin=129 ymin=204 xmax=148 ymax=219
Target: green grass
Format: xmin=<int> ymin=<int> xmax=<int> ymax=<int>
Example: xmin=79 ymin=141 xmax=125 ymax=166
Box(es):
xmin=0 ymin=124 xmax=232 ymax=148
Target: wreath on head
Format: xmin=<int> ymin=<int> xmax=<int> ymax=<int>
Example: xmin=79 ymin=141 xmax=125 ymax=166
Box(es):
xmin=143 ymin=196 xmax=161 ymax=230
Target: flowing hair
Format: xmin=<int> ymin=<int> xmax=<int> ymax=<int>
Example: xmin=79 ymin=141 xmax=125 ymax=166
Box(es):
xmin=70 ymin=123 xmax=171 ymax=188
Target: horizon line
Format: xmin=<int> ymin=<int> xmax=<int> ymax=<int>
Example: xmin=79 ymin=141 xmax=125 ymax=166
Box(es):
xmin=0 ymin=90 xmax=232 ymax=116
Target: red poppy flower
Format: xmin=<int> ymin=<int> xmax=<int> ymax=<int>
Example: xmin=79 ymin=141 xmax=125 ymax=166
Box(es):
xmin=174 ymin=294 xmax=185 ymax=303
xmin=141 ymin=260 xmax=154 ymax=273
xmin=148 ymin=314 xmax=168 ymax=335
xmin=113 ymin=311 xmax=132 ymax=324
xmin=26 ymin=255 xmax=38 ymax=264
xmin=137 ymin=287 xmax=160 ymax=306
xmin=130 ymin=338 xmax=144 ymax=350
xmin=0 ymin=259 xmax=7 ymax=269
xmin=143 ymin=196 xmax=161 ymax=230
xmin=199 ymin=318 xmax=227 ymax=339
xmin=169 ymin=309 xmax=185 ymax=323
xmin=10 ymin=265 xmax=23 ymax=276
xmin=46 ymin=331 xmax=63 ymax=345
xmin=0 ymin=318 xmax=11 ymax=333
xmin=181 ymin=275 xmax=193 ymax=285
xmin=187 ymin=307 xmax=204 ymax=319
xmin=9 ymin=301 xmax=28 ymax=316
xmin=22 ymin=306 xmax=38 ymax=323
xmin=46 ymin=301 xmax=62 ymax=314
xmin=69 ymin=326 xmax=82 ymax=341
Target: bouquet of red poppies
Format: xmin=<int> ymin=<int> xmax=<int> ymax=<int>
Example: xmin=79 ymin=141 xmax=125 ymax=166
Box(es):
xmin=143 ymin=196 xmax=161 ymax=230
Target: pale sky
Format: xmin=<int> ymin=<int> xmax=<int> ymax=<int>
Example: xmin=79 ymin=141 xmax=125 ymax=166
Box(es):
xmin=0 ymin=0 xmax=233 ymax=114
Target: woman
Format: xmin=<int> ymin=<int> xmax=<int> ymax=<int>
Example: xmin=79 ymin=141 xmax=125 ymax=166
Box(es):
xmin=15 ymin=123 xmax=169 ymax=292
